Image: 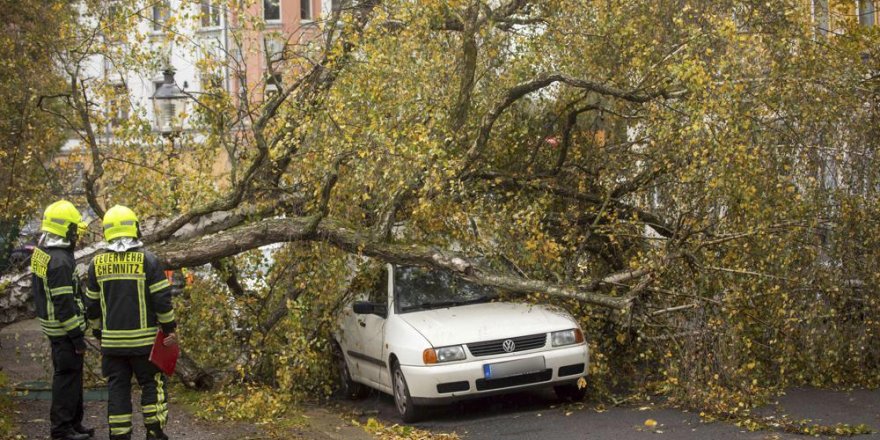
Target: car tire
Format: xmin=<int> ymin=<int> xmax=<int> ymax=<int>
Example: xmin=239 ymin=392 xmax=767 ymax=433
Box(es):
xmin=391 ymin=361 xmax=424 ymax=423
xmin=333 ymin=343 xmax=368 ymax=400
xmin=554 ymin=383 xmax=586 ymax=402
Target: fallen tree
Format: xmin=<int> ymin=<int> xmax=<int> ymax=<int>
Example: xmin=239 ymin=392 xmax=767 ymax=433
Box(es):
xmin=2 ymin=0 xmax=879 ymax=419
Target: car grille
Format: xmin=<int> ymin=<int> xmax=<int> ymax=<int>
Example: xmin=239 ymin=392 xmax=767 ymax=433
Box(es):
xmin=466 ymin=333 xmax=547 ymax=357
xmin=475 ymin=369 xmax=553 ymax=391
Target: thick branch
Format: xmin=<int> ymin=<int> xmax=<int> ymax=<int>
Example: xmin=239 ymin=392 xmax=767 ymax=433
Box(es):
xmin=155 ymin=216 xmax=635 ymax=309
xmin=144 ymin=151 xmax=269 ymax=244
xmin=450 ymin=3 xmax=480 ymax=130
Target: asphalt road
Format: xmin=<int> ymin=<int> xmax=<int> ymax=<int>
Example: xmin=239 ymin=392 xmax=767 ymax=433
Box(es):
xmin=6 ymin=318 xmax=879 ymax=439
xmin=346 ymin=386 xmax=880 ymax=439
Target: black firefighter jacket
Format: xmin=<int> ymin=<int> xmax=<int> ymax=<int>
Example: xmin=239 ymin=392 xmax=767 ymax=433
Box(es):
xmin=85 ymin=248 xmax=176 ymax=356
xmin=31 ymin=245 xmax=86 ymax=348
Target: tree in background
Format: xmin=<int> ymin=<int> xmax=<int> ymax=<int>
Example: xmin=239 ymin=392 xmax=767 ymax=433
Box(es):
xmin=0 ymin=0 xmax=74 ymax=269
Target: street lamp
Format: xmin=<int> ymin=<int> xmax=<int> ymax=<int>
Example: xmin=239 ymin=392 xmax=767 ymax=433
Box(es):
xmin=152 ymin=69 xmax=188 ymax=136
xmin=152 ymin=68 xmax=188 ymax=213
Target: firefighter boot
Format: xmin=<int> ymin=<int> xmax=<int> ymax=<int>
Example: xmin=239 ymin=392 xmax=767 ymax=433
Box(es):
xmin=73 ymin=424 xmax=95 ymax=437
xmin=146 ymin=426 xmax=169 ymax=440
xmin=51 ymin=431 xmax=89 ymax=440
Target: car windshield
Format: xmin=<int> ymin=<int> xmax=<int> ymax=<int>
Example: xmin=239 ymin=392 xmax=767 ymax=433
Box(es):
xmin=395 ymin=266 xmax=496 ymax=313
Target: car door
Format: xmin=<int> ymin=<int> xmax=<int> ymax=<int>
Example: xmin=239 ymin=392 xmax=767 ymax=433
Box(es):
xmin=337 ymin=298 xmax=365 ymax=383
xmin=356 ymin=266 xmax=389 ymax=386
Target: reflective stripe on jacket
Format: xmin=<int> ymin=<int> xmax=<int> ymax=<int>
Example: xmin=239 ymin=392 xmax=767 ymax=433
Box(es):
xmin=31 ymin=246 xmax=86 ymax=339
xmin=85 ymin=248 xmax=176 ymax=356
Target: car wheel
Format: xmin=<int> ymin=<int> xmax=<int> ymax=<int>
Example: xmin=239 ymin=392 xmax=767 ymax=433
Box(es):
xmin=333 ymin=343 xmax=368 ymax=399
xmin=391 ymin=361 xmax=424 ymax=423
xmin=554 ymin=383 xmax=586 ymax=402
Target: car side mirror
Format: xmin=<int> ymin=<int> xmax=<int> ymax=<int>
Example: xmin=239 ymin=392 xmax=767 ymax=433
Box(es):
xmin=353 ymin=301 xmax=387 ymax=318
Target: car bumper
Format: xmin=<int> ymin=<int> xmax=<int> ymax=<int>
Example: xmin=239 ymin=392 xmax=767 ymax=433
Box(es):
xmin=400 ymin=343 xmax=588 ymax=405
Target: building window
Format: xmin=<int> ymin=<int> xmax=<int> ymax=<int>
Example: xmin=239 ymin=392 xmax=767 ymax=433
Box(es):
xmin=858 ymin=0 xmax=876 ymax=27
xmin=301 ymin=0 xmax=312 ymax=20
xmin=152 ymin=2 xmax=169 ymax=32
xmin=265 ymin=38 xmax=285 ymax=66
xmin=201 ymin=0 xmax=221 ymax=28
xmin=264 ymin=0 xmax=280 ymax=21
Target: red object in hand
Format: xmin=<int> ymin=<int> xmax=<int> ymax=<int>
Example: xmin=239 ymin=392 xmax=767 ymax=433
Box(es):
xmin=149 ymin=330 xmax=180 ymax=376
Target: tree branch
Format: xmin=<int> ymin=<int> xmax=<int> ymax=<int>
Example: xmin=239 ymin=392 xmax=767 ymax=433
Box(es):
xmin=450 ymin=2 xmax=480 ymax=130
xmin=68 ymin=70 xmax=106 ymax=217
xmin=210 ymin=258 xmax=246 ymax=297
xmin=462 ymin=73 xmax=685 ymax=173
xmin=154 ymin=216 xmax=636 ymax=309
xmin=470 ymin=172 xmax=676 ymax=237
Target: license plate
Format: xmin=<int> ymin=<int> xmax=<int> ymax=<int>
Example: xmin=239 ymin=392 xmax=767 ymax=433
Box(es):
xmin=483 ymin=356 xmax=546 ymax=379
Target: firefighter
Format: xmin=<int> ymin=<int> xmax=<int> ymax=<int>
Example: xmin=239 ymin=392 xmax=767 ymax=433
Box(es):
xmin=31 ymin=200 xmax=94 ymax=440
xmin=84 ymin=205 xmax=177 ymax=440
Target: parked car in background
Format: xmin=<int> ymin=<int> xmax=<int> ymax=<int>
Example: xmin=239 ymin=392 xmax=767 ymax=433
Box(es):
xmin=334 ymin=264 xmax=589 ymax=422
xmin=6 ymin=243 xmax=35 ymax=270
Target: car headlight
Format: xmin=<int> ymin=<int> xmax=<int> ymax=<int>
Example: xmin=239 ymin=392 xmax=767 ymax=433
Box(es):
xmin=551 ymin=328 xmax=585 ymax=347
xmin=423 ymin=345 xmax=466 ymax=364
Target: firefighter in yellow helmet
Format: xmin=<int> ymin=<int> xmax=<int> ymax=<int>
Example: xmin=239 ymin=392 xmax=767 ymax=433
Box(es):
xmin=31 ymin=200 xmax=94 ymax=440
xmin=84 ymin=205 xmax=177 ymax=440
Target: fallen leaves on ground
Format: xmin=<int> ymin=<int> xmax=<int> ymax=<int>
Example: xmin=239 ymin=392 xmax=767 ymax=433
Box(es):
xmin=358 ymin=417 xmax=460 ymax=440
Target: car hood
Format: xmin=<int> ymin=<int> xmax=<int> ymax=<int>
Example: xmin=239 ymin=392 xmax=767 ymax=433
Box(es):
xmin=397 ymin=302 xmax=577 ymax=347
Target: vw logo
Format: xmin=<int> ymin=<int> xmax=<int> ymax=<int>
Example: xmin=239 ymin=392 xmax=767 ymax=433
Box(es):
xmin=502 ymin=339 xmax=516 ymax=353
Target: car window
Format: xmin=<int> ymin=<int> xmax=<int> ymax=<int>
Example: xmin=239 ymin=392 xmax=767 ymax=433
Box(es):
xmin=394 ymin=266 xmax=495 ymax=313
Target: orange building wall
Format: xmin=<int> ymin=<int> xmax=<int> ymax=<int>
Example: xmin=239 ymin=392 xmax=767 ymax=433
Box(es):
xmin=231 ymin=0 xmax=323 ymax=106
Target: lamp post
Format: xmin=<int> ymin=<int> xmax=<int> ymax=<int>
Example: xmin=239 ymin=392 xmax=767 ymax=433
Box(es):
xmin=151 ymin=68 xmax=188 ymax=212
xmin=152 ymin=68 xmax=188 ymax=137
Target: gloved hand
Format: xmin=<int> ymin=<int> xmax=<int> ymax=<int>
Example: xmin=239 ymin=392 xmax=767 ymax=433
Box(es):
xmin=163 ymin=332 xmax=178 ymax=347
xmin=92 ymin=329 xmax=102 ymax=340
xmin=72 ymin=335 xmax=87 ymax=355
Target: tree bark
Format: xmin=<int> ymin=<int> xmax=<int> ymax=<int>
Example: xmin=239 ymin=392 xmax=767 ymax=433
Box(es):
xmin=156 ymin=216 xmax=636 ymax=309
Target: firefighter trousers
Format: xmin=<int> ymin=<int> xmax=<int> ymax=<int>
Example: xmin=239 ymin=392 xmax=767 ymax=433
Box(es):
xmin=103 ymin=354 xmax=169 ymax=439
xmin=49 ymin=337 xmax=84 ymax=438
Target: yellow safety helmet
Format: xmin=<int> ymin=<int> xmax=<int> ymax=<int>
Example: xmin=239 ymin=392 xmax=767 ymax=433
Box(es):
xmin=102 ymin=205 xmax=140 ymax=241
xmin=41 ymin=200 xmax=86 ymax=239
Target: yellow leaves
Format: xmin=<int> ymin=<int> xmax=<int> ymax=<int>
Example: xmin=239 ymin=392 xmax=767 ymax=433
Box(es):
xmin=189 ymin=384 xmax=290 ymax=424
xmin=644 ymin=418 xmax=658 ymax=428
xmin=359 ymin=417 xmax=460 ymax=440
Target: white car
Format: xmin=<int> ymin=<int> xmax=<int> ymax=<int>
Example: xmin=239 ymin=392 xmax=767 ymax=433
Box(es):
xmin=334 ymin=264 xmax=589 ymax=422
